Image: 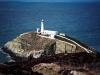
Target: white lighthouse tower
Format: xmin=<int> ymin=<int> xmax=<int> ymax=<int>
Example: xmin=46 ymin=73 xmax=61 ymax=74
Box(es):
xmin=41 ymin=19 xmax=44 ymax=33
xmin=36 ymin=19 xmax=58 ymax=38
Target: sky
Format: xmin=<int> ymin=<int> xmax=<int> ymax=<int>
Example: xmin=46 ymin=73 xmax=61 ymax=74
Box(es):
xmin=0 ymin=0 xmax=100 ymax=2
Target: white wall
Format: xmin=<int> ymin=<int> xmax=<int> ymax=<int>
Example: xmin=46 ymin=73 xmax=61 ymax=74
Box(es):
xmin=43 ymin=30 xmax=58 ymax=35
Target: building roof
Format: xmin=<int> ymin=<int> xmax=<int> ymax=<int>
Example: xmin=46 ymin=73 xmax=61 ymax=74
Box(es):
xmin=44 ymin=30 xmax=58 ymax=32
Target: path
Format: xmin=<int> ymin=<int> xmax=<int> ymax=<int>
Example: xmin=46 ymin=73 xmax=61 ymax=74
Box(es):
xmin=56 ymin=35 xmax=93 ymax=53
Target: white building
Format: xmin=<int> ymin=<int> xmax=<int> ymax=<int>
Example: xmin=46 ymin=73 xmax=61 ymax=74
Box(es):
xmin=37 ymin=19 xmax=58 ymax=38
xmin=59 ymin=33 xmax=66 ymax=36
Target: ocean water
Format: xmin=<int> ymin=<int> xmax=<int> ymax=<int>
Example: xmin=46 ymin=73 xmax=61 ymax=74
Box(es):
xmin=0 ymin=2 xmax=100 ymax=63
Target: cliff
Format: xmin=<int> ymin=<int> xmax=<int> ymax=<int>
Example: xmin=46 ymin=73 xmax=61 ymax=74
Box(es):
xmin=2 ymin=32 xmax=56 ymax=59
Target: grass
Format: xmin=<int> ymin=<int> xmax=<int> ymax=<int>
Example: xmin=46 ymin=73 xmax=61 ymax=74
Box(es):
xmin=55 ymin=35 xmax=89 ymax=49
xmin=55 ymin=36 xmax=74 ymax=44
xmin=65 ymin=35 xmax=89 ymax=49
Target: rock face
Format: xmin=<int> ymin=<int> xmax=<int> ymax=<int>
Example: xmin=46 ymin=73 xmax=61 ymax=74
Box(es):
xmin=32 ymin=63 xmax=61 ymax=75
xmin=31 ymin=52 xmax=100 ymax=75
xmin=56 ymin=40 xmax=76 ymax=54
xmin=4 ymin=32 xmax=56 ymax=58
xmin=32 ymin=63 xmax=89 ymax=75
xmin=70 ymin=70 xmax=87 ymax=75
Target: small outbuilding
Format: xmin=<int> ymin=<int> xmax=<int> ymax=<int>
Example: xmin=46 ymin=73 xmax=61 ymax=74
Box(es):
xmin=59 ymin=33 xmax=66 ymax=36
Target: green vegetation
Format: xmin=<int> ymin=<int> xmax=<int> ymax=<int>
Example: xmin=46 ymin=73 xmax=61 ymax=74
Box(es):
xmin=55 ymin=35 xmax=89 ymax=49
xmin=55 ymin=36 xmax=74 ymax=44
xmin=65 ymin=35 xmax=89 ymax=49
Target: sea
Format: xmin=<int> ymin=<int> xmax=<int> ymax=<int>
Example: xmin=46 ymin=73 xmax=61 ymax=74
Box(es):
xmin=0 ymin=2 xmax=100 ymax=63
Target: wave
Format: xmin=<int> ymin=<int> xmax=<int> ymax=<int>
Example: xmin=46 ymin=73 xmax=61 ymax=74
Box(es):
xmin=8 ymin=59 xmax=15 ymax=62
xmin=6 ymin=52 xmax=15 ymax=62
xmin=0 ymin=48 xmax=7 ymax=54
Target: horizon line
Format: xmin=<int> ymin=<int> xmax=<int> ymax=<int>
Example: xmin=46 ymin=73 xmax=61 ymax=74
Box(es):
xmin=0 ymin=1 xmax=100 ymax=3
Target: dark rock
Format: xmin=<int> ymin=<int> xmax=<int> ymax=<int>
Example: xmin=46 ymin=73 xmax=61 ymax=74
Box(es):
xmin=0 ymin=52 xmax=99 ymax=75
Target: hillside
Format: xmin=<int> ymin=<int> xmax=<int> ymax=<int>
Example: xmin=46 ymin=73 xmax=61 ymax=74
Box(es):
xmin=0 ymin=52 xmax=100 ymax=75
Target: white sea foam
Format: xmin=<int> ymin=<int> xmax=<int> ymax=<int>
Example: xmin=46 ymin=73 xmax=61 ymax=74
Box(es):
xmin=6 ymin=53 xmax=15 ymax=62
xmin=8 ymin=59 xmax=15 ymax=62
xmin=0 ymin=48 xmax=6 ymax=54
xmin=6 ymin=54 xmax=15 ymax=62
xmin=6 ymin=55 xmax=11 ymax=58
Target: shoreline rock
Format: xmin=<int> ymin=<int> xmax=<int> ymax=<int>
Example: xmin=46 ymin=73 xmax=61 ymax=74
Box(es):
xmin=1 ymin=47 xmax=27 ymax=61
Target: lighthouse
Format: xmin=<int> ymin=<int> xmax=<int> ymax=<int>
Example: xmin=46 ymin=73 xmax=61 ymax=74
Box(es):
xmin=41 ymin=19 xmax=44 ymax=33
xmin=37 ymin=19 xmax=58 ymax=38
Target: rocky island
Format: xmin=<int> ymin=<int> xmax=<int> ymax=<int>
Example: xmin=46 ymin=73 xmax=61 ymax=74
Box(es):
xmin=1 ymin=20 xmax=98 ymax=60
xmin=0 ymin=20 xmax=100 ymax=75
xmin=1 ymin=31 xmax=98 ymax=60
